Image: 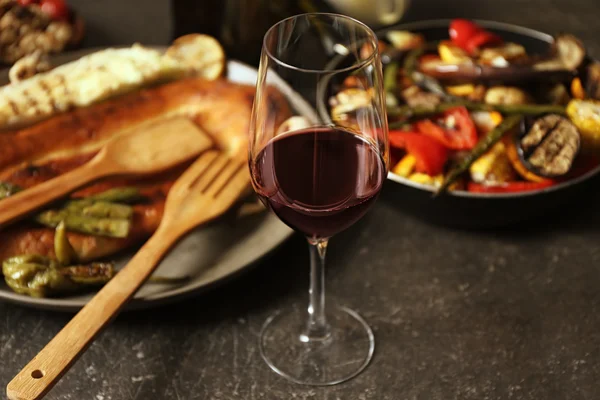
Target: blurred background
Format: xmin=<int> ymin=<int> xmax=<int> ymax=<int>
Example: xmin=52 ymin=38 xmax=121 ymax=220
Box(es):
xmin=70 ymin=0 xmax=599 ymax=64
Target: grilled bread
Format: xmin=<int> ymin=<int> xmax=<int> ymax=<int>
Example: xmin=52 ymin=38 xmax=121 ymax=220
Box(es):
xmin=0 ymin=34 xmax=226 ymax=130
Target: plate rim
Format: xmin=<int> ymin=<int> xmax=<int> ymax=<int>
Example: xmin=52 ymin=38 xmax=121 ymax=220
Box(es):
xmin=381 ymin=19 xmax=600 ymax=199
xmin=0 ymin=52 xmax=296 ymax=312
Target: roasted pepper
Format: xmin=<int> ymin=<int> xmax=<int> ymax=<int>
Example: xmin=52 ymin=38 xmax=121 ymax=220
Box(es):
xmin=467 ymin=180 xmax=555 ymax=193
xmin=2 ymin=255 xmax=115 ymax=298
xmin=502 ymin=136 xmax=548 ymax=183
xmin=389 ymin=131 xmax=448 ymax=176
xmin=415 ymin=106 xmax=478 ymax=150
xmin=438 ymin=41 xmax=470 ymax=64
xmin=392 ymin=154 xmax=417 ymax=177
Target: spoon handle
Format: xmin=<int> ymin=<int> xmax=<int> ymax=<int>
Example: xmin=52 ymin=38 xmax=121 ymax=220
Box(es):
xmin=0 ymin=157 xmax=107 ymax=228
xmin=5 ymin=224 xmax=179 ymax=400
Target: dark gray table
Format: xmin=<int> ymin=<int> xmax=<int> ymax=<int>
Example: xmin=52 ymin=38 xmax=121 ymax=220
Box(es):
xmin=2 ymin=1 xmax=600 ymax=399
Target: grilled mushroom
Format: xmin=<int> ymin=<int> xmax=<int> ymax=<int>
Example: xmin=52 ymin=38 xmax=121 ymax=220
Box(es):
xmin=518 ymin=114 xmax=580 ymax=177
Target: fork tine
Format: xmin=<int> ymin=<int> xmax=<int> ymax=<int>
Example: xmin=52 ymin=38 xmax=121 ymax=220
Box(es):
xmin=213 ymin=161 xmax=251 ymax=200
xmin=206 ymin=158 xmax=247 ymax=197
xmin=194 ymin=153 xmax=231 ymax=193
xmin=169 ymin=150 xmax=219 ymax=194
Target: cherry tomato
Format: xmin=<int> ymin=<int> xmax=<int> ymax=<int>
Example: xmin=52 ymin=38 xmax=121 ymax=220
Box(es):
xmin=17 ymin=0 xmax=39 ymax=6
xmin=449 ymin=19 xmax=482 ymax=48
xmin=40 ymin=0 xmax=70 ymax=21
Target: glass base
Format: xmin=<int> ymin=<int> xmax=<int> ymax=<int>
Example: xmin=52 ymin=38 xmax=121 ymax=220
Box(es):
xmin=259 ymin=305 xmax=375 ymax=386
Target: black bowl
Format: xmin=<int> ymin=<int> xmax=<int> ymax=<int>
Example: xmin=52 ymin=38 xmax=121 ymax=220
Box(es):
xmin=376 ymin=19 xmax=600 ymax=228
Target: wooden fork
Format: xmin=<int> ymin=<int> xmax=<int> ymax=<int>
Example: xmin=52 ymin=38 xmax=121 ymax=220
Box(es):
xmin=6 ymin=150 xmax=250 ymax=400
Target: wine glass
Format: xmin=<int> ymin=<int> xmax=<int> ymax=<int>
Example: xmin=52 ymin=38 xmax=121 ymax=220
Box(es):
xmin=248 ymin=13 xmax=389 ymax=386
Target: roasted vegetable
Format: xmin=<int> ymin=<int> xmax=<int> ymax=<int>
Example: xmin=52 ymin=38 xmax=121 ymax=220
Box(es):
xmin=584 ymin=62 xmax=600 ymax=100
xmin=420 ymin=34 xmax=584 ymax=84
xmin=389 ymin=131 xmax=448 ymax=175
xmin=503 ymin=136 xmax=548 ymax=182
xmin=467 ymin=180 xmax=554 ymax=193
xmin=469 ymin=142 xmax=516 ymax=184
xmin=484 ymin=86 xmax=531 ymax=105
xmin=85 ymin=187 xmax=142 ymax=203
xmin=519 ymin=114 xmax=580 ymax=177
xmin=566 ymin=99 xmax=600 ymax=148
xmin=2 ymin=255 xmax=114 ymax=298
xmin=449 ymin=19 xmax=503 ymax=53
xmin=438 ymin=41 xmax=470 ymax=64
xmin=470 ymin=111 xmax=503 ymax=132
xmin=71 ymin=201 xmax=133 ymax=219
xmin=545 ymin=83 xmax=571 ymax=105
xmin=437 ymin=114 xmax=523 ymax=194
xmin=34 ymin=210 xmax=131 ymax=238
xmin=446 ymin=84 xmax=476 ymax=97
xmin=419 ymin=61 xmax=576 ymax=84
xmin=408 ymin=172 xmax=444 ymax=187
xmin=388 ymin=102 xmax=565 ymax=126
xmin=478 ymin=43 xmax=527 ymax=66
xmin=392 ymin=154 xmax=417 ymax=177
xmin=415 ymin=106 xmax=478 ymax=150
xmin=54 ymin=221 xmax=78 ymax=265
xmin=571 ymin=78 xmax=586 ymax=100
xmin=401 ymin=85 xmax=442 ymax=109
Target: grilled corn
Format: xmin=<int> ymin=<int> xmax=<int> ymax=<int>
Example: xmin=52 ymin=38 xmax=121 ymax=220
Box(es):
xmin=469 ymin=142 xmax=516 ymax=184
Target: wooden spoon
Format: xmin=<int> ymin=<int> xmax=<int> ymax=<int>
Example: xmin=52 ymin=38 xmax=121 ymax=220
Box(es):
xmin=0 ymin=117 xmax=213 ymax=228
xmin=6 ymin=150 xmax=250 ymax=400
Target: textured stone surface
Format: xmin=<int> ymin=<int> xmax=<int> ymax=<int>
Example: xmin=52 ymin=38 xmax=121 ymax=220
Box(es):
xmin=2 ymin=0 xmax=600 ymax=399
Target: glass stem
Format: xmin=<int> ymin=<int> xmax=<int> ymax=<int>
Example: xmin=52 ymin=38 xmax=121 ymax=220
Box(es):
xmin=304 ymin=238 xmax=330 ymax=342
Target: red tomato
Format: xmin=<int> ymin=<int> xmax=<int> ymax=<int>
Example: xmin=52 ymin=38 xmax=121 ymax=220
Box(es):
xmin=465 ymin=31 xmax=503 ymax=53
xmin=415 ymin=106 xmax=478 ymax=150
xmin=449 ymin=19 xmax=482 ymax=48
xmin=40 ymin=0 xmax=70 ymax=21
xmin=467 ymin=180 xmax=555 ymax=193
xmin=18 ymin=0 xmax=39 ymax=6
xmin=389 ymin=131 xmax=448 ymax=175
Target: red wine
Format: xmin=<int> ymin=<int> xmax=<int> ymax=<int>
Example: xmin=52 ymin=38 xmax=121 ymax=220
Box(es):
xmin=252 ymin=127 xmax=385 ymax=239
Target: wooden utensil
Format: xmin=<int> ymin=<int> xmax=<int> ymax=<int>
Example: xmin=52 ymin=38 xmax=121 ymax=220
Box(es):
xmin=6 ymin=150 xmax=250 ymax=400
xmin=0 ymin=117 xmax=213 ymax=229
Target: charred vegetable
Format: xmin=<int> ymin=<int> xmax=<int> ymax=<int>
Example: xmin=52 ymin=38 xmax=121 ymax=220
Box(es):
xmin=54 ymin=221 xmax=78 ymax=265
xmin=484 ymin=86 xmax=531 ymax=105
xmin=35 ymin=210 xmax=131 ymax=238
xmin=469 ymin=142 xmax=516 ymax=184
xmin=566 ymin=99 xmax=600 ymax=149
xmin=330 ymin=88 xmax=373 ymax=127
xmin=437 ymin=114 xmax=523 ymax=194
xmin=419 ymin=34 xmax=585 ymax=84
xmin=518 ymin=114 xmax=580 ymax=177
xmin=0 ymin=185 xmax=138 ymax=238
xmin=388 ymin=101 xmax=565 ymax=126
xmin=2 ymin=255 xmax=115 ymax=298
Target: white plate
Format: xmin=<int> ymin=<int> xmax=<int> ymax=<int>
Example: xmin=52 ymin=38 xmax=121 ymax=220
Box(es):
xmin=0 ymin=49 xmax=307 ymax=312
